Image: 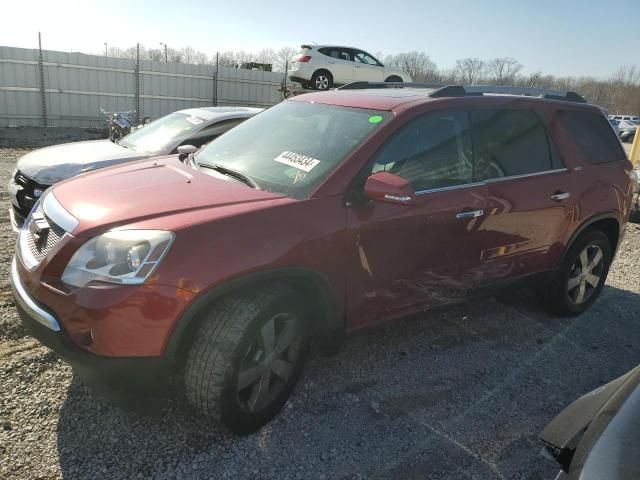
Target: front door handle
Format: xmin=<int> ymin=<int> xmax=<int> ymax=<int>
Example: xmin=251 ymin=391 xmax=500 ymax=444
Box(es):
xmin=550 ymin=191 xmax=571 ymax=201
xmin=456 ymin=209 xmax=484 ymax=220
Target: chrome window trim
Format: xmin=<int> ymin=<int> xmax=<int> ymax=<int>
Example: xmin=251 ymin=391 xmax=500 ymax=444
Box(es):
xmin=415 ymin=182 xmax=485 ymax=196
xmin=484 ymin=168 xmax=568 ymax=184
xmin=43 ymin=191 xmax=78 ymax=233
xmin=414 ymin=168 xmax=569 ymax=196
xmin=10 ymin=257 xmax=61 ymax=332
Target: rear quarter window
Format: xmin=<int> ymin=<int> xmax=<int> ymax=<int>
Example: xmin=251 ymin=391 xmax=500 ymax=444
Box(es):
xmin=557 ymin=110 xmax=626 ymax=165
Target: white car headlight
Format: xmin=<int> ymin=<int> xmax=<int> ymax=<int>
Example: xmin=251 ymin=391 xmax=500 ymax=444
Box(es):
xmin=62 ymin=230 xmax=174 ymax=288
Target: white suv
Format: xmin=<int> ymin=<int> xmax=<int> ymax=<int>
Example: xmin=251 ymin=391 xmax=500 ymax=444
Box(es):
xmin=288 ymin=44 xmax=411 ymax=90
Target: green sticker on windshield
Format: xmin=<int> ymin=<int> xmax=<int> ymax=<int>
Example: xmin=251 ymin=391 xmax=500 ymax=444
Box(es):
xmin=369 ymin=115 xmax=383 ymax=124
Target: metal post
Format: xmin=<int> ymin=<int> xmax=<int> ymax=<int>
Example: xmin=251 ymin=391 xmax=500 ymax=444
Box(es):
xmin=164 ymin=44 xmax=168 ymax=62
xmin=134 ymin=43 xmax=140 ymax=124
xmin=37 ymin=32 xmax=48 ymax=127
xmin=213 ymin=52 xmax=219 ymax=106
xmin=104 ymin=42 xmax=108 ymax=56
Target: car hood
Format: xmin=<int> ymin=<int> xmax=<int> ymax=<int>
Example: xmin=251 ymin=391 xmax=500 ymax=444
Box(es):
xmin=18 ymin=139 xmax=150 ymax=185
xmin=540 ymin=365 xmax=640 ymax=479
xmin=49 ymin=156 xmax=290 ymax=236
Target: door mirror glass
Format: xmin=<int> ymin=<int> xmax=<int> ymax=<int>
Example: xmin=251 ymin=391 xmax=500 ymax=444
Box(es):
xmin=364 ymin=172 xmax=416 ymax=205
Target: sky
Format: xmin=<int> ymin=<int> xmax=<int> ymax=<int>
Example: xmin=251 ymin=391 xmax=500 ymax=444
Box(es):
xmin=2 ymin=0 xmax=639 ymax=78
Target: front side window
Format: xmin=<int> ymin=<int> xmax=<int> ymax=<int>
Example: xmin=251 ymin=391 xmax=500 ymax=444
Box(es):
xmin=195 ymin=101 xmax=388 ymax=199
xmin=470 ymin=109 xmax=553 ymax=180
xmin=370 ymin=110 xmax=473 ymax=191
xmin=557 ymin=110 xmax=626 ymax=165
xmin=181 ymin=119 xmax=245 ymax=149
xmin=353 ymin=50 xmax=380 ymax=66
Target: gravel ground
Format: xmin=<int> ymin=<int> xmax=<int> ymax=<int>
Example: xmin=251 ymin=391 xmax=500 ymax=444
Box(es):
xmin=0 ymin=127 xmax=104 ymax=149
xmin=1 ymin=144 xmax=639 ymax=480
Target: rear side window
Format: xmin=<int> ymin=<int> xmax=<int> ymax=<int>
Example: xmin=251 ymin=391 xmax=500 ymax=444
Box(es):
xmin=370 ymin=110 xmax=473 ymax=191
xmin=557 ymin=110 xmax=626 ymax=165
xmin=319 ymin=47 xmax=351 ymax=61
xmin=470 ymin=109 xmax=553 ymax=180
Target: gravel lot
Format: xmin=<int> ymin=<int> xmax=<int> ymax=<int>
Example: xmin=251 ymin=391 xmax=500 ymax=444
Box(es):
xmin=1 ymin=141 xmax=639 ymax=480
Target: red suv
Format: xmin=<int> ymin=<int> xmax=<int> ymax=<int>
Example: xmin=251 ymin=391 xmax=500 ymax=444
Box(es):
xmin=11 ymin=83 xmax=638 ymax=434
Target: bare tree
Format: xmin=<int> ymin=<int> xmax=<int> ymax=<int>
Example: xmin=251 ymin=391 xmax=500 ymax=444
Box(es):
xmin=454 ymin=58 xmax=486 ymax=84
xmin=254 ymin=48 xmax=276 ymax=65
xmin=180 ymin=46 xmax=208 ymax=65
xmin=273 ymin=46 xmax=297 ymax=72
xmin=486 ymin=57 xmax=522 ymax=85
xmin=384 ymin=51 xmax=437 ymax=82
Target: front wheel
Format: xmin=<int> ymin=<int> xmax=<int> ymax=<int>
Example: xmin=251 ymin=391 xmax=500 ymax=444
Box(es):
xmin=385 ymin=76 xmax=403 ymax=82
xmin=541 ymin=229 xmax=612 ymax=317
xmin=184 ymin=285 xmax=309 ymax=434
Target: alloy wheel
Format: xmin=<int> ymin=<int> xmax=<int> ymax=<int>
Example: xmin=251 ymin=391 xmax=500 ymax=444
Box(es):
xmin=567 ymin=244 xmax=604 ymax=305
xmin=315 ymin=75 xmax=329 ymax=90
xmin=236 ymin=313 xmax=302 ymax=412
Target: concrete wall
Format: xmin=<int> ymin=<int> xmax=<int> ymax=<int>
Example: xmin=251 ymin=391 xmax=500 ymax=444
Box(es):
xmin=0 ymin=46 xmax=286 ymax=128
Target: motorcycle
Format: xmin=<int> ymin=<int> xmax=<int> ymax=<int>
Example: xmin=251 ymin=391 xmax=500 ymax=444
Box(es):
xmin=99 ymin=108 xmax=151 ymax=142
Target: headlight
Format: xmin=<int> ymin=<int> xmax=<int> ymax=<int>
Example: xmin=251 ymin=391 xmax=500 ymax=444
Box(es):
xmin=62 ymin=230 xmax=174 ymax=288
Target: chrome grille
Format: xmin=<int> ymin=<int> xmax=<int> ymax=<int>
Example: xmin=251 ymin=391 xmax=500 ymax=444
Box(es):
xmin=24 ymin=204 xmax=66 ymax=263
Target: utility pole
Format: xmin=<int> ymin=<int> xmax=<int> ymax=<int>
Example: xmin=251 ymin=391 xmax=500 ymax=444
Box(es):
xmin=160 ymin=42 xmax=168 ymax=62
xmin=104 ymin=42 xmax=108 ymax=56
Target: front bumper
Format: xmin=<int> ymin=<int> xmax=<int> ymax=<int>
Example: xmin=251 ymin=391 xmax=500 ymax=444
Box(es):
xmin=10 ymin=257 xmax=173 ymax=397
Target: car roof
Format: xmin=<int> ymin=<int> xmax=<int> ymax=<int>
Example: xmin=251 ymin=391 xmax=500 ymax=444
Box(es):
xmin=290 ymin=88 xmax=437 ymax=110
xmin=177 ymin=106 xmax=263 ymax=121
xmin=290 ymin=87 xmax=596 ymax=112
xmin=304 ymin=44 xmax=367 ymax=51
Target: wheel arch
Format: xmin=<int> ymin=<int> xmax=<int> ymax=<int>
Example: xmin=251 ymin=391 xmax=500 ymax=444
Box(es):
xmin=560 ymin=213 xmax=622 ymax=265
xmin=165 ymin=267 xmax=343 ymax=367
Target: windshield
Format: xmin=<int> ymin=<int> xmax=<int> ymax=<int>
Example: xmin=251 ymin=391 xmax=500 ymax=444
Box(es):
xmin=119 ymin=112 xmax=207 ymax=154
xmin=194 ymin=101 xmax=389 ymax=199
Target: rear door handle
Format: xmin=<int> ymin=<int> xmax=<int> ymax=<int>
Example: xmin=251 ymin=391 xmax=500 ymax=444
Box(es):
xmin=456 ymin=209 xmax=484 ymax=220
xmin=550 ymin=192 xmax=571 ymax=201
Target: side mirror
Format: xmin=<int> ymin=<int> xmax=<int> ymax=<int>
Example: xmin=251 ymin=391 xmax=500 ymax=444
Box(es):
xmin=364 ymin=172 xmax=416 ymax=205
xmin=177 ymin=144 xmax=198 ymax=160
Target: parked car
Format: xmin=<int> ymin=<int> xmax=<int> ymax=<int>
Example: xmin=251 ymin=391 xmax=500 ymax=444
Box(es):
xmin=540 ymin=364 xmax=640 ymax=479
xmin=288 ymin=44 xmax=411 ymax=90
xmin=7 ymin=107 xmax=262 ymax=229
xmin=11 ymin=84 xmax=637 ymax=434
xmin=618 ymin=119 xmax=638 ymax=143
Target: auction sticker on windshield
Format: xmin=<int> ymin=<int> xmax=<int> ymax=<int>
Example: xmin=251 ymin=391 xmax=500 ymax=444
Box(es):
xmin=274 ymin=151 xmax=320 ymax=172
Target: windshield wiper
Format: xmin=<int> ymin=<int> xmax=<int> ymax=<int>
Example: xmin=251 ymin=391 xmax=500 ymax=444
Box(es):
xmin=199 ymin=163 xmax=261 ymax=189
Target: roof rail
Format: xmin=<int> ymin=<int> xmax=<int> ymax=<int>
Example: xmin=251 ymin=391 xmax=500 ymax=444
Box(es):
xmin=337 ymin=82 xmax=587 ymax=103
xmin=337 ymin=81 xmax=443 ymax=90
xmin=430 ymin=85 xmax=587 ymax=103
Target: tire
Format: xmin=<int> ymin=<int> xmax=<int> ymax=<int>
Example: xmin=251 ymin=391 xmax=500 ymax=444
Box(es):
xmin=385 ymin=76 xmax=402 ymax=82
xmin=541 ymin=229 xmax=612 ymax=317
xmin=184 ymin=284 xmax=309 ymax=434
xmin=311 ymin=70 xmax=332 ymax=90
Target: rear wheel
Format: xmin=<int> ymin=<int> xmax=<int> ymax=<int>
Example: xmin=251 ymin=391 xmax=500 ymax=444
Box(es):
xmin=311 ymin=70 xmax=332 ymax=90
xmin=541 ymin=229 xmax=612 ymax=317
xmin=184 ymin=285 xmax=309 ymax=434
xmin=385 ymin=75 xmax=403 ymax=82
